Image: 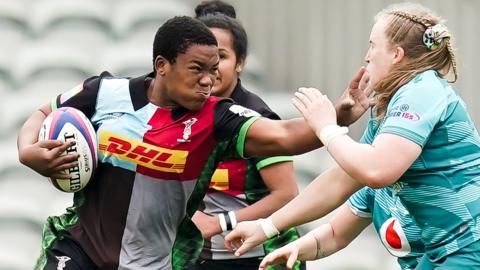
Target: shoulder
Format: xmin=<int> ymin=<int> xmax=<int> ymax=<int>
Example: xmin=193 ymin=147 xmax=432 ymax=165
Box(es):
xmin=394 ymin=70 xmax=452 ymax=101
xmin=232 ymin=84 xmax=279 ymax=119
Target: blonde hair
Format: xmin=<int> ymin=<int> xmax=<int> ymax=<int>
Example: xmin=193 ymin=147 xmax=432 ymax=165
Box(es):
xmin=373 ymin=2 xmax=458 ymax=119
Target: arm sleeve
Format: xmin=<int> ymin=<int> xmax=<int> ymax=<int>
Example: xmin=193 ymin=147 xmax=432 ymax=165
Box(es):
xmin=379 ymin=83 xmax=448 ymax=148
xmin=213 ymin=99 xmax=261 ymax=158
xmin=347 ymin=187 xmax=374 ymax=218
xmin=51 ymin=71 xmax=113 ymax=119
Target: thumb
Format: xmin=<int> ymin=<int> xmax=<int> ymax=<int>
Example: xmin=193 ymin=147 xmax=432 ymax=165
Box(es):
xmin=286 ymin=252 xmax=298 ymax=269
xmin=235 ymin=240 xmax=257 ymax=257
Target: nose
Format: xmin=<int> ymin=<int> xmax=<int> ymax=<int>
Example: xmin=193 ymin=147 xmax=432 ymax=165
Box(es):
xmin=199 ymin=72 xmax=214 ymax=87
xmin=364 ymin=51 xmax=370 ymax=64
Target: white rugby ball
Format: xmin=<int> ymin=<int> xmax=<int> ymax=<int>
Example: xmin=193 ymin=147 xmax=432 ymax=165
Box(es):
xmin=38 ymin=107 xmax=98 ymax=192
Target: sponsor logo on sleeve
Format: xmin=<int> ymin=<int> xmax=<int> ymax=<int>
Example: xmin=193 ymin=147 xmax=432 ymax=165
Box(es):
xmin=387 ymin=104 xmax=420 ymax=121
xmin=229 ymin=105 xmax=261 ymax=117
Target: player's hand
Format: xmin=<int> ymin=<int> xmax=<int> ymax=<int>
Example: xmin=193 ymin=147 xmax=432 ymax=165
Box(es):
xmin=192 ymin=211 xmax=222 ymax=239
xmin=224 ymin=220 xmax=268 ymax=256
xmin=335 ymin=66 xmax=374 ymax=126
xmin=293 ymin=87 xmax=336 ymax=134
xmin=18 ymin=140 xmax=79 ymax=179
xmin=259 ymin=243 xmax=299 ymax=270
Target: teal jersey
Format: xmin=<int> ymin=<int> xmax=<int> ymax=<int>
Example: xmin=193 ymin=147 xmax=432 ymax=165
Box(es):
xmin=348 ymin=187 xmax=425 ymax=270
xmin=361 ymin=70 xmax=480 ymax=261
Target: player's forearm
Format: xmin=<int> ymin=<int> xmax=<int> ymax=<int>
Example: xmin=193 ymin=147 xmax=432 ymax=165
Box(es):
xmin=17 ymin=110 xmax=46 ymax=152
xmin=269 ymin=166 xmax=362 ymax=231
xmin=245 ymin=118 xmax=323 ymax=157
xmin=323 ymin=135 xmax=397 ymax=188
xmin=235 ymin=189 xmax=296 ymax=223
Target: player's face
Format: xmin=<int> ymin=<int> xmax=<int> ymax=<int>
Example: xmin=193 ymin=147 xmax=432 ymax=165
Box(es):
xmin=210 ymin=27 xmax=244 ymax=98
xmin=364 ymin=17 xmax=397 ymax=89
xmin=163 ymin=44 xmax=219 ymax=111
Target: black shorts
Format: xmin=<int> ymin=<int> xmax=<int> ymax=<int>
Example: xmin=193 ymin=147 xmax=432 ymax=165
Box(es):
xmin=39 ymin=233 xmax=97 ymax=270
xmin=188 ymin=257 xmax=306 ymax=270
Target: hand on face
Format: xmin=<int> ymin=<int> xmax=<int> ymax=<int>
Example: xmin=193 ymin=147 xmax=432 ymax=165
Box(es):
xmin=292 ymin=87 xmax=337 ymax=134
xmin=224 ymin=220 xmax=268 ymax=257
xmin=19 ymin=140 xmax=79 ymax=179
xmin=259 ymin=242 xmax=300 ymax=270
xmin=335 ymin=66 xmax=374 ymax=126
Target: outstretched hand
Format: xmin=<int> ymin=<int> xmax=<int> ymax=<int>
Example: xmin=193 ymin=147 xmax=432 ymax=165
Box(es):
xmin=18 ymin=140 xmax=79 ymax=179
xmin=335 ymin=66 xmax=374 ymax=126
xmin=293 ymin=87 xmax=337 ymax=134
xmin=224 ymin=220 xmax=268 ymax=257
xmin=259 ymin=243 xmax=299 ymax=270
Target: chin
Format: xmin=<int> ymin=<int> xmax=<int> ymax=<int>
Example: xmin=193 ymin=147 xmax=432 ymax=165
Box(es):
xmin=188 ymin=101 xmax=206 ymax=112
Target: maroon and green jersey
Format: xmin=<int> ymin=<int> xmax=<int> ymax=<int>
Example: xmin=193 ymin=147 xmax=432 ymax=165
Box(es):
xmin=35 ymin=72 xmax=262 ymax=270
xmin=173 ymin=81 xmax=303 ymax=270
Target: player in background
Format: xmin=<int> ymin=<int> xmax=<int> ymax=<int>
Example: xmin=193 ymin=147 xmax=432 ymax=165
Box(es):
xmin=226 ymin=2 xmax=480 ymax=269
xmin=17 ymin=16 xmax=370 ymax=270
xmin=173 ymin=1 xmax=303 ymax=270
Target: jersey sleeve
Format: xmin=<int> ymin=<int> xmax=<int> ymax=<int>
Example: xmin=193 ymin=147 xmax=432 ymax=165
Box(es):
xmin=251 ymin=102 xmax=292 ymax=168
xmin=359 ymin=110 xmax=379 ymax=144
xmin=379 ymin=81 xmax=448 ymax=148
xmin=347 ymin=187 xmax=375 ymax=218
xmin=213 ymin=99 xmax=261 ymax=158
xmin=51 ymin=71 xmax=113 ymax=119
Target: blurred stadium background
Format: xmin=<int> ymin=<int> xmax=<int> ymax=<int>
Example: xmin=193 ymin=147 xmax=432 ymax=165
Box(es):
xmin=0 ymin=0 xmax=478 ymax=269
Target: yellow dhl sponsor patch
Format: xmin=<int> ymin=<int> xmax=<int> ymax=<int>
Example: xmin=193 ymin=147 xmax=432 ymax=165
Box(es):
xmin=98 ymin=131 xmax=188 ymax=173
xmin=210 ymin=168 xmax=229 ymax=191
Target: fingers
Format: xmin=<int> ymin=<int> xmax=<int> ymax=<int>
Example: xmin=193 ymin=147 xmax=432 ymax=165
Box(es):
xmin=348 ymin=66 xmax=366 ymax=90
xmin=286 ymin=252 xmax=297 ymax=269
xmin=234 ymin=238 xmax=257 ymax=257
xmin=50 ymin=141 xmax=76 ymax=158
xmin=37 ymin=139 xmax=64 ymax=149
xmin=52 ymin=160 xmax=79 ymax=172
xmin=50 ymin=171 xmax=71 ymax=179
xmin=224 ymin=230 xmax=242 ymax=252
xmin=358 ymin=72 xmax=370 ymax=92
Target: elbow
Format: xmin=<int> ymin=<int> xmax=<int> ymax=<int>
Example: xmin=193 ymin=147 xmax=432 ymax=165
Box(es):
xmin=356 ymin=170 xmax=390 ymax=189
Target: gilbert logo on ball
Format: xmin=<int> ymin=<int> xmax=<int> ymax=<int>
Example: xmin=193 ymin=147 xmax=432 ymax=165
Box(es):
xmin=39 ymin=107 xmax=98 ymax=192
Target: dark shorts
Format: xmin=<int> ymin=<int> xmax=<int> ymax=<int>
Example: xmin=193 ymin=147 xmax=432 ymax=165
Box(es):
xmin=188 ymin=257 xmax=306 ymax=270
xmin=38 ymin=233 xmax=96 ymax=270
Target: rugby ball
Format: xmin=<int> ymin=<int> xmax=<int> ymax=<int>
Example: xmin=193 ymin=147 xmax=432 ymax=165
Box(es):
xmin=38 ymin=107 xmax=98 ymax=192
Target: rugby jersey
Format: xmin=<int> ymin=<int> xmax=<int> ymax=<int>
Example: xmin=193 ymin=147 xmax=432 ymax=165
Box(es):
xmin=35 ymin=72 xmax=262 ymax=270
xmin=361 ymin=70 xmax=480 ymax=262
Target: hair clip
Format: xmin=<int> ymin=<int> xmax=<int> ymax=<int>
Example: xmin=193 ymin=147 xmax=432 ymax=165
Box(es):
xmin=423 ymin=24 xmax=450 ymax=50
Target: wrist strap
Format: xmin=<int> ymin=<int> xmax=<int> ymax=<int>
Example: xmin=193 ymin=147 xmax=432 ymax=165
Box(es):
xmin=259 ymin=217 xmax=280 ymax=238
xmin=319 ymin=124 xmax=348 ymax=150
xmin=228 ymin=211 xmax=237 ymax=229
xmin=218 ymin=213 xmax=227 ymax=232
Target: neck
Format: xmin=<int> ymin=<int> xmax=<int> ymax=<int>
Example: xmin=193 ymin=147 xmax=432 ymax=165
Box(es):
xmin=147 ymin=78 xmax=177 ymax=108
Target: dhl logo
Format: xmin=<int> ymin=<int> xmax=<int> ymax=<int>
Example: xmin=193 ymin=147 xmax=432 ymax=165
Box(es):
xmin=98 ymin=131 xmax=188 ymax=173
xmin=210 ymin=168 xmax=229 ymax=191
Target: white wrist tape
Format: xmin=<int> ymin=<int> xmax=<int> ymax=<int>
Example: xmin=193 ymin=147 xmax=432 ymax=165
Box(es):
xmin=228 ymin=211 xmax=237 ymax=229
xmin=218 ymin=213 xmax=227 ymax=232
xmin=259 ymin=217 xmax=280 ymax=238
xmin=319 ymin=124 xmax=349 ymax=150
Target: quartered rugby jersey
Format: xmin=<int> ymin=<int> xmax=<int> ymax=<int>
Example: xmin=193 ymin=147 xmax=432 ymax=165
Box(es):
xmin=348 ymin=187 xmax=425 ymax=270
xmin=361 ymin=70 xmax=480 ymax=261
xmin=198 ymin=81 xmax=300 ymax=262
xmin=37 ymin=72 xmax=262 ymax=270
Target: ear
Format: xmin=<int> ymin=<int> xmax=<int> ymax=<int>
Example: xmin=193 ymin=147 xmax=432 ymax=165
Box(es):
xmin=235 ymin=58 xmax=245 ymax=73
xmin=392 ymin=46 xmax=405 ymax=65
xmin=154 ymin=55 xmax=169 ymax=76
